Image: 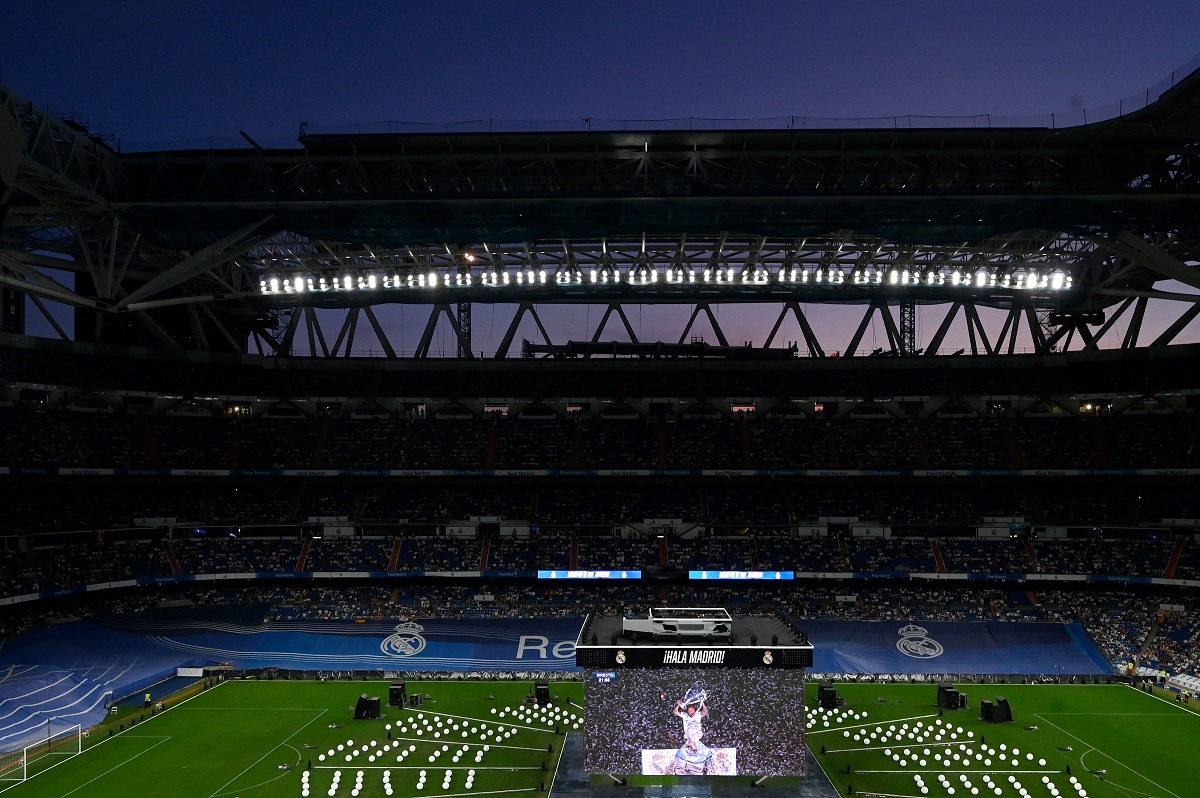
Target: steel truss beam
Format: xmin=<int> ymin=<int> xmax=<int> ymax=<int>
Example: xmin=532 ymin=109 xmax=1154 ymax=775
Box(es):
xmin=3 ymin=80 xmax=1200 ymax=358
xmin=208 ymin=288 xmax=1200 ymax=359
xmin=248 ymin=231 xmax=1101 ymax=308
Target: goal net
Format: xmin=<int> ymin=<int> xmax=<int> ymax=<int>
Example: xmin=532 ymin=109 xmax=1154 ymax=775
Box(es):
xmin=0 ymin=724 xmax=83 ymax=782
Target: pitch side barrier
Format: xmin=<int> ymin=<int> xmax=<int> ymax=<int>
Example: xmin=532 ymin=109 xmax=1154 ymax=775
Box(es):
xmin=3 ymin=571 xmax=1198 ymax=607
xmin=1 ymin=467 xmax=1198 ymax=478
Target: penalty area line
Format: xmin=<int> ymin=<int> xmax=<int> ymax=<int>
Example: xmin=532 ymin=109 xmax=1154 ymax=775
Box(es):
xmin=0 ymin=679 xmax=227 ymax=796
xmin=208 ymin=707 xmax=327 ymax=798
xmin=57 ymin=736 xmax=172 ymax=798
xmin=1033 ymin=713 xmax=1182 ymax=798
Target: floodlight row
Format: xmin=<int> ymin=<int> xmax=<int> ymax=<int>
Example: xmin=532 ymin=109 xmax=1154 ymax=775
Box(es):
xmin=258 ymin=265 xmax=1074 ymax=295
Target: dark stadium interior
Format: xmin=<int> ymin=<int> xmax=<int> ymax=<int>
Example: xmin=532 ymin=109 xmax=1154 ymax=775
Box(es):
xmin=2 ymin=329 xmax=1199 ymax=683
xmin=3 ymin=56 xmax=1200 ymax=792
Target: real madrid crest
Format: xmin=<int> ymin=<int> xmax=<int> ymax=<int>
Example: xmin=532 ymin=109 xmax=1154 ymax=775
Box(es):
xmin=615 ymin=650 xmax=627 ymax=664
xmin=762 ymin=650 xmax=774 ymax=665
xmin=380 ymin=621 xmax=427 ymax=657
xmin=896 ymin=624 xmax=944 ymax=659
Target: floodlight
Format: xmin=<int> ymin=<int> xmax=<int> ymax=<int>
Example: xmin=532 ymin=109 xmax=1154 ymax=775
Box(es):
xmin=595 ymin=263 xmax=620 ymax=284
xmin=629 ymin=263 xmax=657 ymax=284
xmin=666 ymin=264 xmax=693 ymax=283
xmin=481 ymin=265 xmax=509 ymax=287
xmin=740 ymin=264 xmax=770 ymax=284
xmin=555 ymin=265 xmax=583 ymax=285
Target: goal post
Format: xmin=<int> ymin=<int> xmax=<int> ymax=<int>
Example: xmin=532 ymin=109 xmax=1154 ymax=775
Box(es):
xmin=0 ymin=745 xmax=25 ymax=782
xmin=0 ymin=723 xmax=83 ymax=783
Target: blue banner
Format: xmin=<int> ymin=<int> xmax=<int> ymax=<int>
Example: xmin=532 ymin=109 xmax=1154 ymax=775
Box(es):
xmin=798 ymin=619 xmax=1110 ymax=675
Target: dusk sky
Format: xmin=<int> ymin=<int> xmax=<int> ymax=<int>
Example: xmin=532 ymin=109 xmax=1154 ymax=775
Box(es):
xmin=3 ymin=2 xmax=1199 ymax=355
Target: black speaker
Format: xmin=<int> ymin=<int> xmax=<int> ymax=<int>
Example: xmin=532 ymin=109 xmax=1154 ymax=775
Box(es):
xmin=354 ymin=694 xmax=382 ymax=720
xmin=409 ymin=693 xmax=422 ymax=708
xmin=993 ymin=696 xmax=1012 ymax=723
xmin=818 ymin=684 xmax=839 ymax=710
xmin=980 ymin=699 xmax=994 ymax=722
xmin=389 ymin=682 xmax=407 ymax=708
xmin=535 ymin=682 xmax=551 ymax=704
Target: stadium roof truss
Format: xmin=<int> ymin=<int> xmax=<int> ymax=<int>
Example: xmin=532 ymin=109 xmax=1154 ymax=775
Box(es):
xmin=1 ymin=68 xmax=1200 ymax=359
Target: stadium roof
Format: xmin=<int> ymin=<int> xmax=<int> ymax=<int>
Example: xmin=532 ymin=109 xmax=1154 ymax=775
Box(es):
xmin=2 ymin=63 xmax=1200 ymax=358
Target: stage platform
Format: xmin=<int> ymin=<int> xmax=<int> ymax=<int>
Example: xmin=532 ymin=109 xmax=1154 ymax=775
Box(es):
xmin=585 ymin=614 xmax=802 ymax=648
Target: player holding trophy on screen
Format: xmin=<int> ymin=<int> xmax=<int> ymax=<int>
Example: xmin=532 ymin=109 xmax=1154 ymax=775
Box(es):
xmin=667 ymin=686 xmax=714 ymax=774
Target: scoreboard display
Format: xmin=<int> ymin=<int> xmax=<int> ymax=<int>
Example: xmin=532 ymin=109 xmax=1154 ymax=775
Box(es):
xmin=583 ymin=668 xmax=807 ymax=776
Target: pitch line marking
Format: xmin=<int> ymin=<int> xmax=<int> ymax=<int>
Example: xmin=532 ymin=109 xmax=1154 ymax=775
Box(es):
xmin=398 ymin=707 xmax=562 ymax=735
xmin=360 ymin=729 xmax=544 ymax=748
xmin=409 ymin=790 xmax=538 ymax=798
xmin=0 ymin=679 xmax=226 ymax=796
xmin=190 ymin=706 xmax=332 ymax=711
xmin=1124 ymin=684 xmax=1200 ymax=716
xmin=807 ymin=713 xmax=940 ymax=735
xmin=57 ymin=736 xmax=172 ymax=798
xmin=822 ymin=741 xmax=975 ymax=754
xmin=854 ymin=768 xmax=1058 ymax=774
xmin=1033 ymin=713 xmax=1182 ymax=798
xmin=208 ymin=707 xmax=326 ymax=798
xmin=313 ymin=765 xmax=541 ymax=771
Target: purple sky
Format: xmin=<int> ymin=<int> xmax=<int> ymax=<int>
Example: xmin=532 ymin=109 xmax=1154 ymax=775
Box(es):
xmin=3 ymin=2 xmax=1200 ymax=355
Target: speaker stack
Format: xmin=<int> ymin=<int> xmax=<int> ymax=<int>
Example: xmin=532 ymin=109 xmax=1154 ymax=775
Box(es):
xmin=981 ymin=695 xmax=1012 ymax=723
xmin=937 ymin=683 xmax=966 ymax=710
xmin=354 ymin=694 xmax=382 ymax=720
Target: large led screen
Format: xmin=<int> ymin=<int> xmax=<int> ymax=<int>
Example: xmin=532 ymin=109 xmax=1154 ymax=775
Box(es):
xmin=583 ymin=668 xmax=807 ymax=776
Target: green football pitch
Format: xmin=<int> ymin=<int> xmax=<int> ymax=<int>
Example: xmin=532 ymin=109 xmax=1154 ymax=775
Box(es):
xmin=3 ymin=679 xmax=1198 ymax=798
xmin=1 ymin=679 xmax=582 ymax=798
xmin=807 ymin=682 xmax=1200 ymax=798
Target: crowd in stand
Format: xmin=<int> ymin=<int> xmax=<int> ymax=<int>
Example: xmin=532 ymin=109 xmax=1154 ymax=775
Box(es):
xmin=2 ymin=384 xmax=1200 ymax=684
xmin=5 ymin=479 xmax=1199 ymax=538
xmin=2 ymin=405 xmax=1199 ymax=472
